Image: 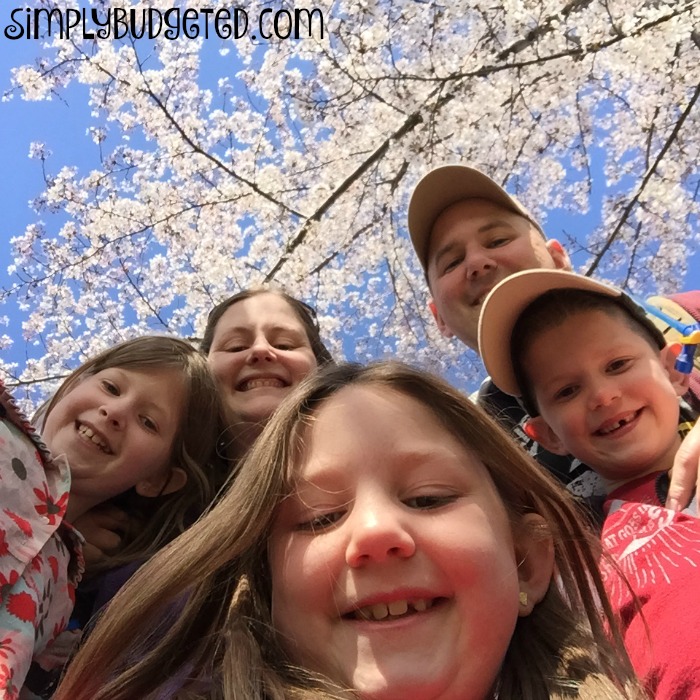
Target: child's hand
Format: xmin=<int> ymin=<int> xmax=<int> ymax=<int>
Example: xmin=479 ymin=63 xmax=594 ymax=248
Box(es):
xmin=667 ymin=422 xmax=700 ymax=512
xmin=73 ymin=504 xmax=130 ymax=569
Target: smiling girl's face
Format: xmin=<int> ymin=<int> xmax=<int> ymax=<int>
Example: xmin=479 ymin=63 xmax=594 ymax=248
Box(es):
xmin=206 ymin=293 xmax=317 ymax=424
xmin=269 ymin=384 xmax=530 ymax=700
xmin=42 ymin=366 xmax=185 ymax=519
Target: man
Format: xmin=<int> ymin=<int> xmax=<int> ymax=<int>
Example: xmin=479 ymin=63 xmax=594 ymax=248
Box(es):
xmin=407 ymin=164 xmax=700 ymax=508
xmin=408 ymin=165 xmax=570 ymax=350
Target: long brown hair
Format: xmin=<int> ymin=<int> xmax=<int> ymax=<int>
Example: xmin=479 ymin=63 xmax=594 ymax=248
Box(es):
xmin=46 ymin=335 xmax=231 ymax=572
xmin=56 ymin=362 xmax=644 ymax=700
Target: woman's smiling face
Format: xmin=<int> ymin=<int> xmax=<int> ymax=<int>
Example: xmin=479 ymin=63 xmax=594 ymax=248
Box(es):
xmin=206 ymin=293 xmax=317 ymax=424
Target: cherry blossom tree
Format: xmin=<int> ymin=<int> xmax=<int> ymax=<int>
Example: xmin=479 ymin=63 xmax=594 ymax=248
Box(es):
xmin=2 ymin=0 xmax=699 ymax=407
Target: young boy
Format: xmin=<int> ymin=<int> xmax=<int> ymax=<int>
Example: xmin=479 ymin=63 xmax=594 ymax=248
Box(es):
xmin=478 ymin=268 xmax=699 ymax=699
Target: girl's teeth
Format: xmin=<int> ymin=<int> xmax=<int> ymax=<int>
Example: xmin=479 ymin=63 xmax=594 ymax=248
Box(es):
xmin=356 ymin=598 xmax=433 ymax=621
xmin=78 ymin=425 xmax=108 ymax=451
xmin=371 ymin=603 xmax=389 ymax=620
xmin=388 ymin=600 xmax=408 ymax=616
xmin=241 ymin=378 xmax=284 ymax=390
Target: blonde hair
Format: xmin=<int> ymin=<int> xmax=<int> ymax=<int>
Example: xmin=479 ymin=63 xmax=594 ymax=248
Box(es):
xmin=46 ymin=335 xmax=231 ymax=572
xmin=56 ymin=362 xmax=645 ymax=700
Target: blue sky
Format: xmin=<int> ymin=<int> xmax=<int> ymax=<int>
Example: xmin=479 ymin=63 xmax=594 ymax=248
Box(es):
xmin=1 ymin=35 xmax=699 ymax=379
xmin=1 ymin=38 xmax=103 ymax=371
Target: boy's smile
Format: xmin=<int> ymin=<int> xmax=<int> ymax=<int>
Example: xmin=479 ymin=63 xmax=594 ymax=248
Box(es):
xmin=592 ymin=409 xmax=642 ymax=437
xmin=524 ymin=309 xmax=684 ymax=485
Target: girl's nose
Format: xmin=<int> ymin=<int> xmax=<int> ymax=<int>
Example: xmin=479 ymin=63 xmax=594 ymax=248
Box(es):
xmin=98 ymin=401 xmax=126 ymax=429
xmin=345 ymin=502 xmax=416 ymax=568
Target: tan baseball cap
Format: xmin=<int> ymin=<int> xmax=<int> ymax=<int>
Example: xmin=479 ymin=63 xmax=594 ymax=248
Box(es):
xmin=478 ymin=269 xmax=666 ymax=397
xmin=407 ymin=165 xmax=545 ymax=272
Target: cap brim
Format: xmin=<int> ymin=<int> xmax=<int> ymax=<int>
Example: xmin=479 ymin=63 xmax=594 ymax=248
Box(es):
xmin=478 ymin=270 xmax=630 ymax=397
xmin=407 ymin=165 xmax=541 ymax=271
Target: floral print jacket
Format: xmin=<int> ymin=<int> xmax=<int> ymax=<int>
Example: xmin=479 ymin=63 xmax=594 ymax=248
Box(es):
xmin=0 ymin=381 xmax=83 ymax=699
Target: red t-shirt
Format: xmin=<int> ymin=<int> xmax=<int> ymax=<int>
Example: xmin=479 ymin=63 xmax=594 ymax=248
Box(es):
xmin=602 ymin=472 xmax=700 ymax=699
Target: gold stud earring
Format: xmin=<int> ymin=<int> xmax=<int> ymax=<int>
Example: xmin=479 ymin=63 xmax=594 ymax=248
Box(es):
xmin=519 ymin=591 xmax=528 ymax=607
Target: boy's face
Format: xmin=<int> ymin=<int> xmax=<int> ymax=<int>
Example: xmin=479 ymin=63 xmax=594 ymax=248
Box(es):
xmin=523 ymin=308 xmax=684 ymax=483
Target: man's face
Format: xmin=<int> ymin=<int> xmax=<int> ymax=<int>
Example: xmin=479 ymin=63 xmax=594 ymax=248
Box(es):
xmin=426 ymin=199 xmax=570 ymax=350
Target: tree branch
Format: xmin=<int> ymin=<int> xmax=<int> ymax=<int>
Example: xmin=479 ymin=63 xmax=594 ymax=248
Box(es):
xmin=586 ymin=82 xmax=700 ymax=276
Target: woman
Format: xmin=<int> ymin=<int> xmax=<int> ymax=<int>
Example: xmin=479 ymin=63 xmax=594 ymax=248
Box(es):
xmin=201 ymin=288 xmax=333 ymax=456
